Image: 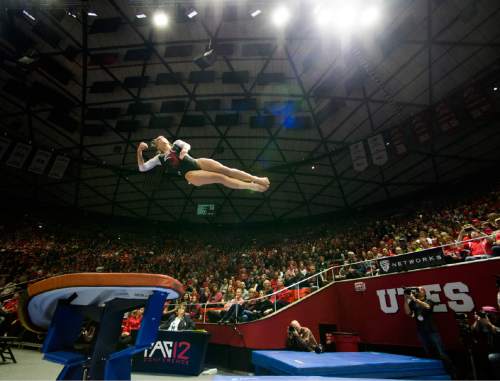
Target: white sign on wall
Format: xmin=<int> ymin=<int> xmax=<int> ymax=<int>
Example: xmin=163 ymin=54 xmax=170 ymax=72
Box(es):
xmin=6 ymin=142 xmax=32 ymax=169
xmin=367 ymin=134 xmax=388 ymax=166
xmin=350 ymin=141 xmax=368 ymax=172
xmin=48 ymin=155 xmax=70 ymax=179
xmin=28 ymin=149 xmax=52 ymax=174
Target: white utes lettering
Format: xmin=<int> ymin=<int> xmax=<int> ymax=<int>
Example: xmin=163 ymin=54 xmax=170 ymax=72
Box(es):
xmin=376 ymin=282 xmax=475 ymax=314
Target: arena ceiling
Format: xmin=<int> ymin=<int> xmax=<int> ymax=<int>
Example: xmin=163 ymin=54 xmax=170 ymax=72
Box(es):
xmin=0 ymin=0 xmax=499 ymax=223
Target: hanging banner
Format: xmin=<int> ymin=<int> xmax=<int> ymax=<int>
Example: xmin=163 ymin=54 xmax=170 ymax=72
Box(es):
xmin=0 ymin=136 xmax=12 ymax=161
xmin=388 ymin=127 xmax=407 ymax=155
xmin=367 ymin=134 xmax=388 ymax=166
xmin=48 ymin=155 xmax=70 ymax=179
xmin=463 ymin=83 xmax=492 ymax=120
xmin=6 ymin=142 xmax=32 ymax=169
xmin=411 ymin=111 xmax=431 ymax=144
xmin=28 ymin=149 xmax=52 ymax=175
xmin=435 ymin=101 xmax=460 ymax=132
xmin=350 ymin=141 xmax=368 ymax=172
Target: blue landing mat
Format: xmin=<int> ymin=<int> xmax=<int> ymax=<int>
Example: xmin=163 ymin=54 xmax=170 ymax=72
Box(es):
xmin=252 ymin=351 xmax=450 ymax=380
xmin=214 ymin=377 xmax=402 ymax=381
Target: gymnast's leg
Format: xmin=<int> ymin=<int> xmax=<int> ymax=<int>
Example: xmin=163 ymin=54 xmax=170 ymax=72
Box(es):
xmin=185 ymin=170 xmax=267 ymax=192
xmin=196 ymin=158 xmax=270 ymax=188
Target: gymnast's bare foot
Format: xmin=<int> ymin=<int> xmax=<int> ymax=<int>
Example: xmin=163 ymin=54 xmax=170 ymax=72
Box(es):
xmin=254 ymin=176 xmax=270 ymax=187
xmin=249 ymin=182 xmax=268 ymax=192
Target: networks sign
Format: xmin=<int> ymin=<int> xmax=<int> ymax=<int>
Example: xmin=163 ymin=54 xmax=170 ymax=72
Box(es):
xmin=378 ymin=247 xmax=445 ymax=274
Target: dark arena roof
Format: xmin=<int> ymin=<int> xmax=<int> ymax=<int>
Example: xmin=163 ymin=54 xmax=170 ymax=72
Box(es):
xmin=0 ymin=0 xmax=499 ymax=223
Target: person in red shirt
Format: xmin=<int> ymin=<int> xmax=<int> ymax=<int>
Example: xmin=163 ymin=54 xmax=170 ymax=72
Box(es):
xmin=186 ymin=293 xmax=202 ymax=321
xmin=271 ymin=279 xmax=293 ymax=305
xmin=491 ymin=217 xmax=500 ymax=256
xmin=466 ymin=231 xmax=493 ymax=256
xmin=209 ymin=284 xmax=223 ymax=304
xmin=441 ymin=233 xmax=463 ymax=262
xmin=121 ymin=308 xmax=143 ymax=344
xmin=458 ymin=225 xmax=493 ymax=257
xmin=0 ymin=293 xmax=19 ymax=336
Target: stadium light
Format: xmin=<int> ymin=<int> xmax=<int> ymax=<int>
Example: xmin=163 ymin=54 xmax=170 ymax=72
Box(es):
xmin=272 ymin=5 xmax=290 ymax=28
xmin=153 ymin=11 xmax=168 ymax=28
xmin=22 ymin=10 xmax=36 ymax=21
xmin=135 ymin=13 xmax=147 ymax=19
xmin=314 ymin=5 xmax=334 ymax=27
xmin=194 ymin=48 xmax=216 ymax=69
xmin=186 ymin=8 xmax=198 ymax=19
xmin=334 ymin=5 xmax=357 ymax=30
xmin=250 ymin=9 xmax=262 ymax=18
xmin=360 ymin=6 xmax=380 ymax=27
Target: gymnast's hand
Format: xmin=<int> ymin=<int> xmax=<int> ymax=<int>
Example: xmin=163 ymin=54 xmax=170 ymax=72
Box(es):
xmin=179 ymin=148 xmax=188 ymax=160
xmin=138 ymin=142 xmax=148 ymax=152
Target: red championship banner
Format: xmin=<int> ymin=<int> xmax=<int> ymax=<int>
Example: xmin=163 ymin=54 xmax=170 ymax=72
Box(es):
xmin=388 ymin=127 xmax=407 ymax=155
xmin=350 ymin=141 xmax=369 ymax=172
xmin=434 ymin=101 xmax=460 ymax=132
xmin=367 ymin=134 xmax=388 ymax=166
xmin=463 ymin=82 xmax=492 ymax=120
xmin=411 ymin=111 xmax=432 ymax=144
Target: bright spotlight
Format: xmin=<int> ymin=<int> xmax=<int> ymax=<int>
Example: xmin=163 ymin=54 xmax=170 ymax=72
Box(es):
xmin=135 ymin=13 xmax=147 ymax=19
xmin=314 ymin=5 xmax=334 ymax=27
xmin=334 ymin=6 xmax=357 ymax=30
xmin=88 ymin=11 xmax=98 ymax=17
xmin=272 ymin=6 xmax=290 ymax=27
xmin=361 ymin=6 xmax=380 ymax=27
xmin=153 ymin=11 xmax=168 ymax=28
xmin=251 ymin=9 xmax=262 ymax=18
xmin=186 ymin=8 xmax=198 ymax=19
xmin=22 ymin=10 xmax=36 ymax=21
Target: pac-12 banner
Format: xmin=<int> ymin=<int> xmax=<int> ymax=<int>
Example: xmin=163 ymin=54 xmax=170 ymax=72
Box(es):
xmin=133 ymin=330 xmax=210 ymax=376
xmin=377 ymin=247 xmax=446 ymax=274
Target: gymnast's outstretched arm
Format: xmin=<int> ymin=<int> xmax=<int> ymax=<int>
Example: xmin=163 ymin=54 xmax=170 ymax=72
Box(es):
xmin=137 ymin=142 xmax=161 ymax=172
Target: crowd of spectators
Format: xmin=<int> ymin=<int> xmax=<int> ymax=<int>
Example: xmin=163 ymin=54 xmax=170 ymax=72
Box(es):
xmin=0 ymin=187 xmax=499 ymax=331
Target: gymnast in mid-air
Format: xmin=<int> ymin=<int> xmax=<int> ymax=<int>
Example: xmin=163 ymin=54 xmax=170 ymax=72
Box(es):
xmin=137 ymin=136 xmax=270 ymax=192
